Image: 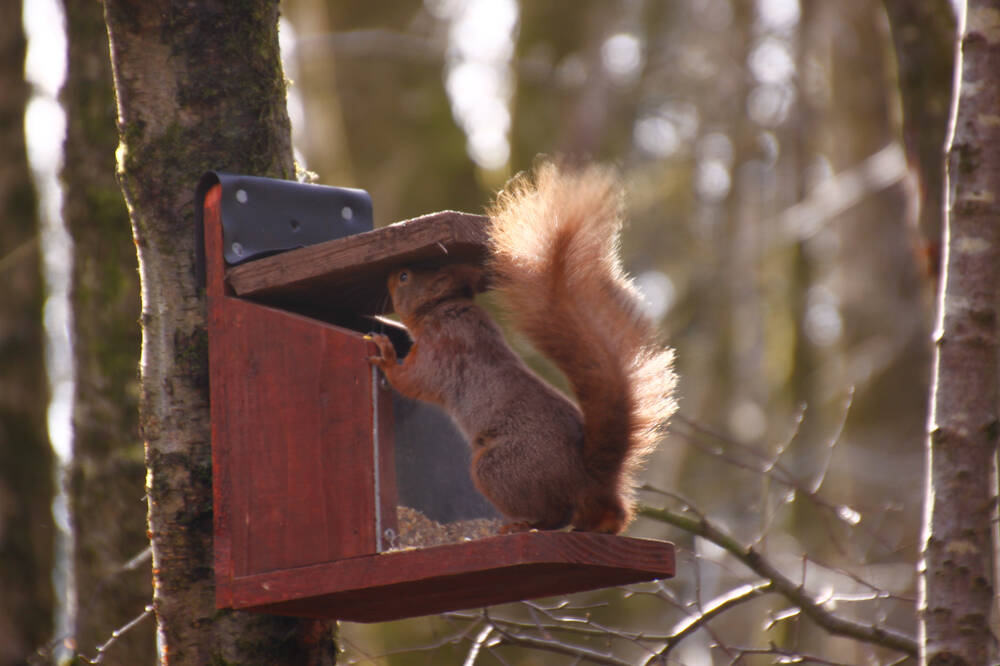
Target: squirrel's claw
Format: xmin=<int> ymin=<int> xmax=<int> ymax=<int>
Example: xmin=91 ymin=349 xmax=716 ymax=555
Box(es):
xmin=366 ymin=333 xmax=397 ymax=364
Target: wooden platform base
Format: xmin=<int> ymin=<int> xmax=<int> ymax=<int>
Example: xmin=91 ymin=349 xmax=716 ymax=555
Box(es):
xmin=228 ymin=531 xmax=675 ymax=623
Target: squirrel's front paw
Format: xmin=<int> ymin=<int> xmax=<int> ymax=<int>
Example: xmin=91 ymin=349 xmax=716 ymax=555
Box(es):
xmin=365 ymin=333 xmax=397 ymax=366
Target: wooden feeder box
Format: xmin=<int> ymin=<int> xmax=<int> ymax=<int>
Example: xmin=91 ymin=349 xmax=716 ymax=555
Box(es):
xmin=198 ymin=173 xmax=675 ymax=623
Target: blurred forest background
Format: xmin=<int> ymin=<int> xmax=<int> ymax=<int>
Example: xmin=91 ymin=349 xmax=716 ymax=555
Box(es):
xmin=0 ymin=0 xmax=961 ymax=664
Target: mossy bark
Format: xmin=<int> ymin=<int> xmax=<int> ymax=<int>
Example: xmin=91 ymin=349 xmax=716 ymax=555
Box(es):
xmin=102 ymin=2 xmax=334 ymax=663
xmin=0 ymin=0 xmax=55 ymax=661
xmin=60 ymin=0 xmax=153 ymax=662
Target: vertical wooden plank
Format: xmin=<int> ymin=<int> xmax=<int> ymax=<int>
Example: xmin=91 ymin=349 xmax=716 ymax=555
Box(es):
xmin=206 ymin=178 xmax=384 ymax=587
xmin=204 ymin=184 xmax=235 ymax=605
xmin=242 ymin=312 xmax=291 ymax=574
xmin=227 ymin=303 xmax=252 ymax=578
xmin=224 ymin=303 xmax=379 ymax=575
xmin=317 ymin=325 xmax=379 ymax=560
xmin=284 ymin=331 xmax=329 ymax=564
xmin=220 ymin=299 xmax=252 ymax=580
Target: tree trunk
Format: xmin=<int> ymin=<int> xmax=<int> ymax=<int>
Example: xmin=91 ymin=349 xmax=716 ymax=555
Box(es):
xmin=882 ymin=0 xmax=956 ymax=280
xmin=60 ymin=0 xmax=153 ymax=662
xmin=920 ymin=1 xmax=1000 ymax=664
xmin=281 ymin=0 xmax=354 ymax=186
xmin=0 ymin=0 xmax=55 ymax=661
xmin=102 ymin=2 xmax=335 ymax=662
xmin=316 ymin=0 xmax=481 ymax=225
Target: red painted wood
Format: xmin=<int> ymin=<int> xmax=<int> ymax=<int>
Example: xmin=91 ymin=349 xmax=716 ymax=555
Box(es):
xmin=224 ymin=210 xmax=489 ymax=315
xmin=228 ymin=302 xmax=376 ymax=573
xmin=232 ymin=531 xmax=675 ymax=622
xmin=206 ymin=185 xmax=387 ymax=586
xmin=205 ymin=186 xmax=236 ymax=605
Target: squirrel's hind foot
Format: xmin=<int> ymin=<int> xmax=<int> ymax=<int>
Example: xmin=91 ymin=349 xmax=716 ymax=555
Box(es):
xmin=498 ymin=521 xmax=535 ymax=535
xmin=571 ymin=497 xmax=628 ymax=534
xmin=498 ymin=510 xmax=573 ymax=534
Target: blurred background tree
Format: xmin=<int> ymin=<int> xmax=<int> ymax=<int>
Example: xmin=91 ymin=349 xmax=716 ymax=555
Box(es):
xmin=0 ymin=2 xmax=54 ymax=663
xmin=60 ymin=0 xmax=153 ymax=662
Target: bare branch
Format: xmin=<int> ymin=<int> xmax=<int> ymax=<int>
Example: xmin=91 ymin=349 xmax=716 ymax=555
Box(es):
xmin=122 ymin=546 xmax=152 ymax=572
xmin=443 ymin=610 xmax=623 ymax=642
xmin=720 ymin=643 xmax=870 ymax=666
xmin=776 ymin=143 xmax=908 ymax=241
xmin=665 ymin=408 xmax=904 ymax=557
xmin=0 ymin=236 xmax=38 ymax=274
xmin=648 ymin=581 xmax=775 ymax=664
xmin=447 ymin=601 xmax=667 ymax=653
xmin=806 ymin=387 xmax=854 ymax=495
xmin=463 ymin=624 xmax=494 ymax=666
xmin=487 ymin=629 xmax=635 ymax=666
xmin=78 ymin=606 xmax=154 ymax=664
xmin=638 ymin=505 xmax=918 ymax=656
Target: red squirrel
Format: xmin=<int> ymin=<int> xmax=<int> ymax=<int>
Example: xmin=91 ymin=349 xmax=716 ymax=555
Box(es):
xmin=368 ymin=162 xmax=676 ymax=534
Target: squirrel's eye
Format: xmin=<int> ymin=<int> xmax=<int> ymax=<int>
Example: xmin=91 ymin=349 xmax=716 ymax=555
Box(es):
xmin=398 ymin=271 xmax=409 ymax=283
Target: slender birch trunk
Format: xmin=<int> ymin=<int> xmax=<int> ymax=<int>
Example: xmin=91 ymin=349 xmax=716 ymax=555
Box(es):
xmin=920 ymin=2 xmax=1000 ymax=664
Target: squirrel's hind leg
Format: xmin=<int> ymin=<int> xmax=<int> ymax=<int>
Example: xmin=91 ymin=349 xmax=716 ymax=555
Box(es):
xmin=571 ymin=490 xmax=628 ymax=534
xmin=471 ymin=433 xmax=575 ymax=533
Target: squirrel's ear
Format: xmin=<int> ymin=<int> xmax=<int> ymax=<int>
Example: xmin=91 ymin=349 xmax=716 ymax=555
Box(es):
xmin=449 ymin=264 xmax=487 ymax=297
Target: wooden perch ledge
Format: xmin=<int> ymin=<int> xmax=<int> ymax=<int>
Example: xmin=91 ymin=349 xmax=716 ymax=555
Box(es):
xmin=225 ymin=211 xmax=489 ymax=315
xmin=236 ymin=531 xmax=676 ymax=623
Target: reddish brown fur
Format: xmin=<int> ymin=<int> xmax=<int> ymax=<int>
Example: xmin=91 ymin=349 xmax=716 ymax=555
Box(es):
xmin=369 ymin=163 xmax=676 ymax=533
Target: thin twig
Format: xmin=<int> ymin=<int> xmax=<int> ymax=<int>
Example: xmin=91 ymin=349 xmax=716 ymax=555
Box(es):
xmin=807 ymin=387 xmax=855 ymax=494
xmin=122 ymin=546 xmax=152 ymax=571
xmin=463 ymin=624 xmax=494 ymax=666
xmin=722 ymin=643 xmax=864 ymax=666
xmin=487 ymin=629 xmax=635 ymax=666
xmin=81 ymin=605 xmax=154 ymax=664
xmin=776 ymin=142 xmax=907 ymax=242
xmin=638 ymin=505 xmax=918 ymax=657
xmin=0 ymin=237 xmax=39 ymax=274
xmin=665 ymin=410 xmax=902 ymax=555
xmin=649 ymin=581 xmax=776 ymax=664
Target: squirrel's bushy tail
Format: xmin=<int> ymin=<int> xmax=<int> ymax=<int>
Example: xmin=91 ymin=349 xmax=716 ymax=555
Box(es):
xmin=488 ymin=161 xmax=677 ymax=532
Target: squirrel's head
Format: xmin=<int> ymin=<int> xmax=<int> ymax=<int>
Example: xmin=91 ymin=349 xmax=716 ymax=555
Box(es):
xmin=387 ymin=264 xmax=486 ymax=319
